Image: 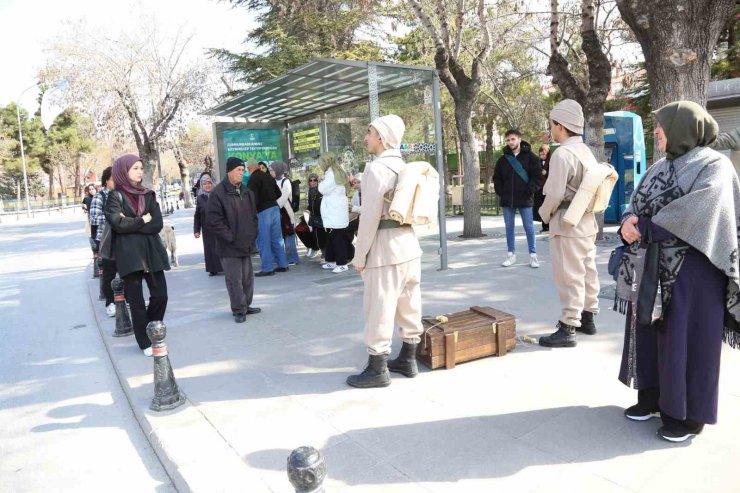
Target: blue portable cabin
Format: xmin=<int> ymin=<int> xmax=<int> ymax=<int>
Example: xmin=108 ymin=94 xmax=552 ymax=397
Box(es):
xmin=602 ymin=111 xmax=646 ymax=223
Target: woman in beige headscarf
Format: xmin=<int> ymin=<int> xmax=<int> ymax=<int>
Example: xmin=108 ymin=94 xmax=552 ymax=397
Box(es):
xmin=317 ymin=153 xmax=353 ymax=273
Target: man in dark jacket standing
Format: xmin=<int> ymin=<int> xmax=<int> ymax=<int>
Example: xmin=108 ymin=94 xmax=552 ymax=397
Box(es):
xmin=493 ymin=129 xmax=542 ymax=268
xmin=246 ymin=159 xmax=289 ymax=276
xmin=207 ymin=157 xmax=261 ymax=323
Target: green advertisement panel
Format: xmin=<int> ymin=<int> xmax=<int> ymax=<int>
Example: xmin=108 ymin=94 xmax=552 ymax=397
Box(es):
xmin=223 ymin=128 xmax=283 ymax=163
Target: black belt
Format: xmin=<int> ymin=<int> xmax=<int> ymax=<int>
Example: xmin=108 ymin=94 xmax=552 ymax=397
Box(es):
xmin=378 ymin=219 xmax=411 ymax=230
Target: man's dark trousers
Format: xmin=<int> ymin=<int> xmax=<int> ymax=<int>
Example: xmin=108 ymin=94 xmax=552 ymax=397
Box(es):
xmin=221 ymin=256 xmax=254 ymax=315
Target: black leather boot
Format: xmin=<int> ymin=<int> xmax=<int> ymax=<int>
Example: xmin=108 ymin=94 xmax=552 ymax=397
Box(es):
xmin=387 ymin=342 xmax=419 ymax=378
xmin=577 ymin=311 xmax=597 ymax=335
xmin=539 ymin=322 xmax=577 ymax=348
xmin=346 ymin=354 xmax=391 ymax=388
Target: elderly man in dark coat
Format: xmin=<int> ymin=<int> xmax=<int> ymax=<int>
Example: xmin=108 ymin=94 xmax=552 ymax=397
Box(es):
xmin=206 ymin=157 xmax=261 ymax=323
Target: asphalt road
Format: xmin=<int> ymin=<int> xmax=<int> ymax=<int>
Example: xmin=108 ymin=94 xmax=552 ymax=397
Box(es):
xmin=0 ymin=213 xmax=174 ymax=493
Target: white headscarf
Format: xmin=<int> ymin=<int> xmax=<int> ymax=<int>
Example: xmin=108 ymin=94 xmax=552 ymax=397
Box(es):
xmin=370 ymin=114 xmax=406 ymax=150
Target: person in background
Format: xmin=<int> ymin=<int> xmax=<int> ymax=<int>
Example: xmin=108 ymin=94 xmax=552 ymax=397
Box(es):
xmin=348 ymin=172 xmax=362 ymax=236
xmin=207 ymin=157 xmax=261 ymax=324
xmin=104 ymin=154 xmax=170 ymax=356
xmin=193 ymin=174 xmax=223 ymax=276
xmin=246 ymin=159 xmax=290 ymax=276
xmin=616 ymin=101 xmax=740 ymax=443
xmin=318 ymin=153 xmax=353 ymax=273
xmin=493 ymin=129 xmax=542 ymax=268
xmin=258 ymin=161 xmax=269 ymax=174
xmin=533 ymin=144 xmax=551 ymax=233
xmin=89 ymin=167 xmax=117 ymax=317
xmin=296 ymin=173 xmax=327 ymax=258
xmin=192 ymin=171 xmax=212 ymax=200
xmin=270 ymin=161 xmax=300 ymax=266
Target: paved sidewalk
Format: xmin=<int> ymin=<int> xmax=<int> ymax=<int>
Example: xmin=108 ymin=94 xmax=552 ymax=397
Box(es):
xmin=88 ymin=209 xmax=740 ymax=493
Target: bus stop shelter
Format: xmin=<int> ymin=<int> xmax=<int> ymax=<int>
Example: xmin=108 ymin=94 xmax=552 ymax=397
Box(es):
xmin=203 ymin=58 xmax=448 ymax=269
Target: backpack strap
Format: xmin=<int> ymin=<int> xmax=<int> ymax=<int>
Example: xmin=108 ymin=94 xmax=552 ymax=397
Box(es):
xmin=504 ymin=154 xmax=530 ymax=183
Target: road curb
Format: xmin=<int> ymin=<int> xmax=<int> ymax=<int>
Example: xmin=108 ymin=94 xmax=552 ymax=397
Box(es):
xmin=86 ymin=266 xmax=272 ymax=493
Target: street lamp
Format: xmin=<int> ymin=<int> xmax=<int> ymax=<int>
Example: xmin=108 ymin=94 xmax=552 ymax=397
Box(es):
xmin=16 ymin=84 xmax=37 ymax=217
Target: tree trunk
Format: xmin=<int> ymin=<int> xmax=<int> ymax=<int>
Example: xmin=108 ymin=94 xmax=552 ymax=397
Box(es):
xmin=173 ymin=147 xmax=194 ymax=209
xmin=48 ymin=168 xmax=55 ymax=198
xmin=203 ymin=155 xmax=214 ymax=176
xmin=615 ymin=0 xmax=736 ymax=161
xmin=455 ymin=101 xmax=482 ymax=238
xmin=484 ymin=120 xmax=494 ymax=193
xmin=137 ymin=139 xmax=158 ymax=188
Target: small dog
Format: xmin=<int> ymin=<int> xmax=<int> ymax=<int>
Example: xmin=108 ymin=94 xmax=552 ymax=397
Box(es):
xmin=160 ymin=225 xmax=179 ymax=267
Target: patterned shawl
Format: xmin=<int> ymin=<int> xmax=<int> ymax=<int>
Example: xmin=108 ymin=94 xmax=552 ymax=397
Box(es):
xmin=616 ymin=146 xmax=740 ymax=349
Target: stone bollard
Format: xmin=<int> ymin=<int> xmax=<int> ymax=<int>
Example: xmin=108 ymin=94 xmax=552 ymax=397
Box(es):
xmin=97 ymin=258 xmax=105 ymax=300
xmin=146 ymin=321 xmax=186 ymax=412
xmin=111 ymin=278 xmax=134 ymax=337
xmin=287 ymin=446 xmax=327 ymax=493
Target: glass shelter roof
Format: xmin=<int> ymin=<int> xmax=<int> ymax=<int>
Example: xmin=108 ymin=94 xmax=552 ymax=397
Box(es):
xmin=203 ymin=58 xmax=435 ymax=122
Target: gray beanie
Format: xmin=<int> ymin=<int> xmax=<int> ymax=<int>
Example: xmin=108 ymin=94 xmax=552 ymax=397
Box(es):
xmin=550 ymin=99 xmax=584 ymax=135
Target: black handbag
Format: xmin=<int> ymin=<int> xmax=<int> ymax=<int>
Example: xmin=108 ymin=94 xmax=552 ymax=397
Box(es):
xmin=308 ymin=214 xmax=323 ymax=229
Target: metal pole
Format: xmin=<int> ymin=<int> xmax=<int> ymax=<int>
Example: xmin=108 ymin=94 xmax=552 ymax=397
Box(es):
xmin=155 ymin=139 xmax=165 ymax=206
xmin=432 ymin=73 xmax=448 ymax=270
xmin=15 ymin=86 xmax=35 ymax=217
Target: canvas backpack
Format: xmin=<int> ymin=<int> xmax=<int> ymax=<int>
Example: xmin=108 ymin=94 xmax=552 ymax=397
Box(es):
xmin=558 ymin=145 xmax=619 ymax=227
xmin=379 ymin=160 xmax=440 ymax=226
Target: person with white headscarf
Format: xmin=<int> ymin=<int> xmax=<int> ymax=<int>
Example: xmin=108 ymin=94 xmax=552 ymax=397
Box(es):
xmin=346 ymin=114 xmax=424 ymax=389
xmin=193 ymin=174 xmax=223 ymax=276
xmin=270 ymin=161 xmax=300 ymax=265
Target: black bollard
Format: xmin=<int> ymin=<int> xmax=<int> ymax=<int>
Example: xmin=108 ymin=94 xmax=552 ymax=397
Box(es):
xmin=97 ymin=258 xmax=105 ymax=300
xmin=287 ymin=447 xmax=327 ymax=493
xmin=147 ymin=321 xmax=186 ymax=412
xmin=111 ymin=278 xmax=134 ymax=337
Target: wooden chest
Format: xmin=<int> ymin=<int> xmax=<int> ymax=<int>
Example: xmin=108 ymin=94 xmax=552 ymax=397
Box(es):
xmin=417 ymin=306 xmax=516 ymax=370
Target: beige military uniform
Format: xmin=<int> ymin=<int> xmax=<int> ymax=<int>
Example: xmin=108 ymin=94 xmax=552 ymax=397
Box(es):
xmin=539 ymin=136 xmax=600 ymax=327
xmin=353 ymin=149 xmax=424 ymax=355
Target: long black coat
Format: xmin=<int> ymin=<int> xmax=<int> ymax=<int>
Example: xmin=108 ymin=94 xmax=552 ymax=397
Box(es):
xmin=194 ymin=193 xmax=223 ymax=273
xmin=493 ymin=140 xmax=542 ymax=208
xmin=206 ymin=180 xmax=258 ymax=258
xmin=104 ymin=190 xmax=170 ymax=278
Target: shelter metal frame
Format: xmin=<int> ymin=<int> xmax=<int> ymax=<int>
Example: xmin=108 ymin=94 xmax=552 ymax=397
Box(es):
xmin=204 ymin=58 xmax=448 ymax=270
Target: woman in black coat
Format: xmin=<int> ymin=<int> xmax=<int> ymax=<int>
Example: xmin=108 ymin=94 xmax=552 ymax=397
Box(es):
xmin=193 ymin=174 xmax=223 ymax=275
xmin=105 ymin=154 xmax=170 ymax=356
xmin=295 ymin=173 xmax=328 ymax=258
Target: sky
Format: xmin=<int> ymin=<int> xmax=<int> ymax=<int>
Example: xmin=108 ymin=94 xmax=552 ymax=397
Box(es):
xmin=0 ymin=0 xmax=257 ymax=113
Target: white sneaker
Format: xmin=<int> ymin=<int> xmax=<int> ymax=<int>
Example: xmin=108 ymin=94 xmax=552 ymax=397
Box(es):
xmin=305 ymin=248 xmax=314 ymax=257
xmin=311 ymin=250 xmax=322 ymax=259
xmin=530 ymin=254 xmax=540 ymax=269
xmin=332 ymin=265 xmax=349 ymax=273
xmin=501 ymin=253 xmax=516 ymax=267
xmin=106 ymin=303 xmax=116 ymax=317
xmin=322 ymin=262 xmax=337 ymax=270
xmin=143 ymin=347 xmax=153 ymax=357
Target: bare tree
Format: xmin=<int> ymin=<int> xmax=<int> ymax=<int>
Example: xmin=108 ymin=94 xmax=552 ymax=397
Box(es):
xmin=168 ymin=122 xmax=214 ymax=208
xmin=408 ymin=0 xmax=492 ymax=238
xmin=42 ymin=19 xmax=210 ymax=187
xmin=616 ymin=0 xmax=735 ymax=158
xmin=548 ymin=0 xmax=612 ymax=161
